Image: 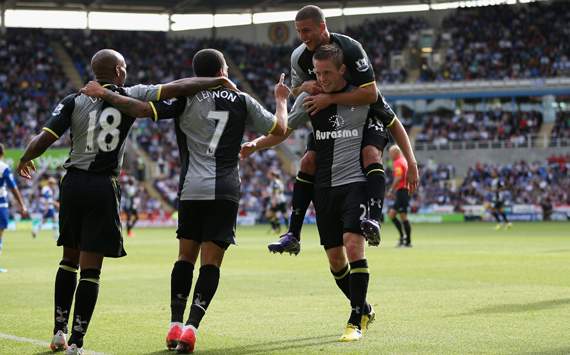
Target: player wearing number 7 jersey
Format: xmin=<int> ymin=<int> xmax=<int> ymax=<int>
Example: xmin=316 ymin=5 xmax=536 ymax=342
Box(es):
xmin=79 ymin=48 xmax=288 ymax=354
xmin=16 ymin=49 xmax=237 ymax=355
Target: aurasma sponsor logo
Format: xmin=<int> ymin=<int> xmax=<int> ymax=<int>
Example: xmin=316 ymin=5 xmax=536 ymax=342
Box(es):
xmin=196 ymin=89 xmax=238 ymax=103
xmin=315 ymin=129 xmax=359 ymax=140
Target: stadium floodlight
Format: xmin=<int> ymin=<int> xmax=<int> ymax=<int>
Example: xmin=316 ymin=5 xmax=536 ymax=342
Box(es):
xmin=4 ymin=10 xmax=87 ymax=29
xmin=170 ymin=14 xmax=214 ymax=31
xmin=214 ymin=13 xmax=252 ymax=28
xmin=88 ymin=12 xmax=169 ymax=31
xmin=343 ymin=4 xmax=430 ymax=16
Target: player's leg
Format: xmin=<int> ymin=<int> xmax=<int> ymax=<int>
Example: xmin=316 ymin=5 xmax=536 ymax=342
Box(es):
xmin=177 ymin=200 xmax=236 ymax=354
xmin=491 ymin=206 xmax=502 ymax=229
xmin=67 ymin=251 xmax=104 ymax=352
xmin=51 ymin=247 xmax=80 ymax=351
xmin=400 ymin=212 xmax=412 ymax=247
xmin=499 ymin=207 xmax=511 ymax=228
xmin=360 ymin=144 xmax=386 ymax=246
xmin=389 ymin=208 xmax=404 ymax=246
xmin=268 ymin=134 xmax=316 ymax=254
xmin=168 ymin=201 xmax=201 ymax=350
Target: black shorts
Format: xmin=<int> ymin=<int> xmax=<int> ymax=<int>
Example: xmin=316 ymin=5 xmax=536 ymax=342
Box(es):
xmin=270 ymin=202 xmax=287 ymax=214
xmin=391 ymin=189 xmax=410 ymax=214
xmin=58 ymin=169 xmax=126 ymax=258
xmin=493 ymin=201 xmax=504 ymax=210
xmin=177 ymin=200 xmax=238 ymax=250
xmin=313 ymin=182 xmax=367 ymax=249
xmin=305 ymin=118 xmax=389 ymax=153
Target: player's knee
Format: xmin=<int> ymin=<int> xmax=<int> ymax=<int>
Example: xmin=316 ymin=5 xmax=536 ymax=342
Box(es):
xmin=344 ymin=235 xmax=365 ymax=261
xmin=362 ymin=145 xmax=381 ymax=168
xmin=300 ymin=151 xmax=317 ymax=175
xmin=388 ymin=209 xmax=397 ymax=219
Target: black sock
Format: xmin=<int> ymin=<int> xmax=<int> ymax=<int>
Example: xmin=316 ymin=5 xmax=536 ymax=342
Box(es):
xmin=69 ymin=269 xmax=101 ymax=348
xmin=348 ymin=259 xmax=369 ymax=328
xmin=402 ymin=220 xmax=412 ymax=245
xmin=54 ymin=260 xmax=78 ymax=334
xmin=331 ymin=264 xmax=351 ymax=301
xmin=288 ymin=172 xmax=314 ymax=240
xmin=187 ymin=265 xmax=220 ymax=328
xmin=364 ymin=163 xmax=385 ymax=222
xmin=171 ymin=260 xmax=194 ymax=323
xmin=492 ymin=211 xmax=501 ymax=223
xmin=392 ymin=217 xmax=404 ymax=242
xmin=501 ymin=212 xmax=509 ymax=223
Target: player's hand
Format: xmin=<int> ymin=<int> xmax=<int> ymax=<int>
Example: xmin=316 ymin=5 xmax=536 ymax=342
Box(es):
xmin=303 ymin=94 xmax=333 ymax=116
xmin=20 ymin=206 xmax=29 ymax=219
xmin=301 ymin=80 xmax=322 ymax=95
xmin=17 ymin=160 xmax=36 ymax=180
xmin=240 ymin=141 xmax=257 ymax=159
xmin=274 ymin=73 xmax=290 ymax=101
xmin=80 ymin=81 xmax=106 ymax=98
xmin=222 ymin=77 xmax=240 ymax=93
xmin=406 ymin=162 xmax=419 ymax=193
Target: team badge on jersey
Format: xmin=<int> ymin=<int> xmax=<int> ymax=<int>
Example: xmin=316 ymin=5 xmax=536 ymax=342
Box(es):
xmin=355 ymin=57 xmax=370 ymax=72
xmin=329 ymin=114 xmax=345 ymax=129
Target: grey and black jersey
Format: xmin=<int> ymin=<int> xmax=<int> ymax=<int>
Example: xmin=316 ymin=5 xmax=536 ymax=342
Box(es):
xmin=291 ymin=33 xmax=375 ymax=89
xmin=149 ymin=87 xmax=277 ymax=203
xmin=43 ymin=83 xmax=161 ymax=176
xmin=288 ymin=85 xmax=396 ymax=188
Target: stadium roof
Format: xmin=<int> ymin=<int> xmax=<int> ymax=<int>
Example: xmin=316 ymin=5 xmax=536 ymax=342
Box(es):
xmin=3 ymin=0 xmax=458 ymax=14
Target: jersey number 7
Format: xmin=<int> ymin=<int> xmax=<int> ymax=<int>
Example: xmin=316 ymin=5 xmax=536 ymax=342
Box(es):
xmin=206 ymin=111 xmax=229 ymax=156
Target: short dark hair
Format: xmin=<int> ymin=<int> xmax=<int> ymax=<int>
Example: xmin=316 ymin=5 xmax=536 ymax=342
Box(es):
xmin=192 ymin=49 xmax=226 ymax=77
xmin=313 ymin=44 xmax=344 ymax=69
xmin=0 ymin=143 xmax=4 ymax=157
xmin=295 ymin=5 xmax=325 ymax=23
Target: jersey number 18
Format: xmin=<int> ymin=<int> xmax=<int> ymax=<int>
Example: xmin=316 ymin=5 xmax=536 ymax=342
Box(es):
xmin=86 ymin=107 xmax=122 ymax=153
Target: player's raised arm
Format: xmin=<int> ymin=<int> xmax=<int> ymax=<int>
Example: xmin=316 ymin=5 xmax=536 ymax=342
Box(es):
xmin=271 ymin=73 xmax=291 ymax=137
xmin=387 ymin=118 xmax=419 ymax=193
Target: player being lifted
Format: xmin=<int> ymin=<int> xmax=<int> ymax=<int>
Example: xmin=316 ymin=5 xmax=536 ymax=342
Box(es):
xmin=80 ymin=48 xmax=288 ymax=354
xmin=268 ymin=5 xmax=419 ymax=255
xmin=17 ymin=49 xmax=236 ymax=355
xmin=241 ymin=44 xmax=418 ymax=342
xmin=0 ymin=143 xmax=28 ymax=273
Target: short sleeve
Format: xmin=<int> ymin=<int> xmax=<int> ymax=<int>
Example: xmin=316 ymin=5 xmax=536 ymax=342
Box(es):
xmin=124 ymin=84 xmax=163 ymax=101
xmin=343 ymin=40 xmax=376 ymax=88
xmin=43 ymin=94 xmax=76 ymax=139
xmin=148 ymin=97 xmax=187 ymax=122
xmin=290 ymin=48 xmax=311 ymax=89
xmin=368 ymin=93 xmax=397 ymax=128
xmin=2 ymin=168 xmax=16 ymax=189
xmin=244 ymin=94 xmax=277 ymax=135
xmin=288 ymin=93 xmax=311 ymax=130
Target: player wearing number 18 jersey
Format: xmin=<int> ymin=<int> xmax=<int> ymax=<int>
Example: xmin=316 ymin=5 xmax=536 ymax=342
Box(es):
xmin=16 ymin=49 xmax=235 ymax=354
xmin=79 ymin=49 xmax=288 ymax=354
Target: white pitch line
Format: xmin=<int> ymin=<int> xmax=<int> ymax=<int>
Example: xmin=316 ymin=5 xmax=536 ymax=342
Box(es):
xmin=0 ymin=332 xmax=109 ymax=355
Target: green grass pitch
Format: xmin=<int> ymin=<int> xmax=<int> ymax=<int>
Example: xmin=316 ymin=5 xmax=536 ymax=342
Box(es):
xmin=0 ymin=222 xmax=569 ymax=354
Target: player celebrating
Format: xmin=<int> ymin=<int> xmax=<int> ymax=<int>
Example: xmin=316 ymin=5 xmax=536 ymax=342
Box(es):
xmin=80 ymin=48 xmax=288 ymax=354
xmin=241 ymin=44 xmax=418 ymax=341
xmin=0 ymin=143 xmax=28 ymax=273
xmin=32 ymin=177 xmax=59 ymax=239
xmin=16 ymin=49 xmax=237 ymax=355
xmin=387 ymin=146 xmax=413 ymax=247
xmin=269 ymin=5 xmax=419 ymax=255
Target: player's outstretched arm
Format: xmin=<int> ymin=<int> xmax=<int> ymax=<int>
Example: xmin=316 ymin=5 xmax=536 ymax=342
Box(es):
xmin=160 ymin=77 xmax=239 ymax=99
xmin=81 ymin=81 xmax=153 ymax=118
xmin=388 ymin=118 xmax=419 ymax=193
xmin=17 ymin=131 xmax=58 ymax=180
xmin=240 ymin=130 xmax=292 ymax=160
xmin=271 ymin=73 xmax=290 ymax=137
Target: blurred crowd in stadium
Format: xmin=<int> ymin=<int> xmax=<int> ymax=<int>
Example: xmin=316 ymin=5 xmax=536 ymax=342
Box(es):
xmin=1 ymin=1 xmax=569 ymax=222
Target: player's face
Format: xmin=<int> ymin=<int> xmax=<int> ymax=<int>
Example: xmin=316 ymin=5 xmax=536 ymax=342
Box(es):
xmin=313 ymin=59 xmax=345 ymax=93
xmin=295 ymin=19 xmax=325 ymax=51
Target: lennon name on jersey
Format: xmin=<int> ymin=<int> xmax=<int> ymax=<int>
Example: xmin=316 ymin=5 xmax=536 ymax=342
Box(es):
xmin=195 ymin=89 xmax=238 ymax=103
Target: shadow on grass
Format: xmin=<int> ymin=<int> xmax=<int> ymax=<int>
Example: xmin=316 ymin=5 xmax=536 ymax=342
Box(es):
xmin=142 ymin=333 xmax=339 ymax=355
xmin=451 ymin=298 xmax=570 ymax=317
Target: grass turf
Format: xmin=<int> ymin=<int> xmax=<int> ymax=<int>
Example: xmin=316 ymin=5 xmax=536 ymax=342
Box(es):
xmin=0 ymin=222 xmax=569 ymax=354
